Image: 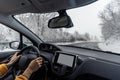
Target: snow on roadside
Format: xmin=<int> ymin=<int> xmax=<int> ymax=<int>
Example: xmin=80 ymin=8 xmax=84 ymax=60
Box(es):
xmin=54 ymin=41 xmax=85 ymax=45
xmin=98 ymin=34 xmax=120 ymax=54
xmin=54 ymin=41 xmax=98 ymax=45
xmin=0 ymin=48 xmax=18 ymax=52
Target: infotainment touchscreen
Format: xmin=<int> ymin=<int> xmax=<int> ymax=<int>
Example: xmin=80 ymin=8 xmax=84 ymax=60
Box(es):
xmin=57 ymin=53 xmax=75 ymax=67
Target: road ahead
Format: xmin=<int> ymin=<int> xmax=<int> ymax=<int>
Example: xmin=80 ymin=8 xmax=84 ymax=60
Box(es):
xmin=69 ymin=42 xmax=100 ymax=50
xmin=56 ymin=41 xmax=101 ymax=50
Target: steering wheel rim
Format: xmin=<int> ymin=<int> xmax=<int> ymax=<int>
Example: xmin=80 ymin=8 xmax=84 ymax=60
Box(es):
xmin=15 ymin=46 xmax=41 ymax=78
xmin=1 ymin=46 xmax=50 ymax=80
xmin=19 ymin=46 xmax=40 ymax=56
xmin=1 ymin=46 xmax=41 ymax=80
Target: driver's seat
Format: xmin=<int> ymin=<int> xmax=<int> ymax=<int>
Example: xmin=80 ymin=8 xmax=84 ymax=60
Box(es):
xmin=4 ymin=75 xmax=14 ymax=80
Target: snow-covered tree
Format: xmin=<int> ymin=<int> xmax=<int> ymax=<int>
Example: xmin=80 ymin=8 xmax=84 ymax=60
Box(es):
xmin=99 ymin=0 xmax=120 ymax=40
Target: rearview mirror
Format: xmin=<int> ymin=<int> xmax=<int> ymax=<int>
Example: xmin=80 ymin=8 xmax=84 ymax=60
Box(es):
xmin=48 ymin=10 xmax=73 ymax=29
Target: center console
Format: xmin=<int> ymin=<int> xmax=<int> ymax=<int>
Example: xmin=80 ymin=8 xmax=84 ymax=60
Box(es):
xmin=51 ymin=51 xmax=78 ymax=76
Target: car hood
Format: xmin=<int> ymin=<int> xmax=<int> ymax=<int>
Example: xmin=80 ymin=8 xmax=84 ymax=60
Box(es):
xmin=0 ymin=0 xmax=97 ymax=15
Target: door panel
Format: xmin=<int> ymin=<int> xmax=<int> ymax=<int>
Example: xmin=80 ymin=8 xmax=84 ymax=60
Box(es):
xmin=0 ymin=51 xmax=19 ymax=62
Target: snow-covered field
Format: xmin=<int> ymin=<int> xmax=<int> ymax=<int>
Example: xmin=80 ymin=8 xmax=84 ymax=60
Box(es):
xmin=0 ymin=49 xmax=18 ymax=52
xmin=98 ymin=34 xmax=120 ymax=54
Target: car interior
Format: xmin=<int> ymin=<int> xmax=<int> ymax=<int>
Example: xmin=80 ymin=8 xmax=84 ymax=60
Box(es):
xmin=0 ymin=0 xmax=120 ymax=80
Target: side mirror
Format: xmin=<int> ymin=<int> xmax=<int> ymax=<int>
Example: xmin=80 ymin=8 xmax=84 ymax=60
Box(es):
xmin=48 ymin=10 xmax=73 ymax=29
xmin=9 ymin=41 xmax=27 ymax=50
xmin=9 ymin=41 xmax=20 ymax=50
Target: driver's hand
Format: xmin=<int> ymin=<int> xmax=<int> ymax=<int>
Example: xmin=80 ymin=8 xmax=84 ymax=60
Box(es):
xmin=22 ymin=57 xmax=42 ymax=79
xmin=6 ymin=52 xmax=20 ymax=67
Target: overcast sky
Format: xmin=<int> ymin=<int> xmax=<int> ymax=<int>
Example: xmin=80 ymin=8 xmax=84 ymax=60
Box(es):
xmin=66 ymin=0 xmax=112 ymax=38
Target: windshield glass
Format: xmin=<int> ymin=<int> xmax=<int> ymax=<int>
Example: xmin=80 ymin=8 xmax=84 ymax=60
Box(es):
xmin=15 ymin=0 xmax=120 ymax=53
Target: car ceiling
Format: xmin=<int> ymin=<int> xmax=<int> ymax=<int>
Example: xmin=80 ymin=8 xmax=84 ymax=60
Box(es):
xmin=0 ymin=0 xmax=97 ymax=15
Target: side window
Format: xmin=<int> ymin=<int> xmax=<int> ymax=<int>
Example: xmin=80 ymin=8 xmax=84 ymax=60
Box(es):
xmin=0 ymin=24 xmax=32 ymax=52
xmin=23 ymin=36 xmax=33 ymax=46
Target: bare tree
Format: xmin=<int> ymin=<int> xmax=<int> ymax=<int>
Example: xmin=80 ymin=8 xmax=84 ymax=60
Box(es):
xmin=99 ymin=0 xmax=120 ymax=40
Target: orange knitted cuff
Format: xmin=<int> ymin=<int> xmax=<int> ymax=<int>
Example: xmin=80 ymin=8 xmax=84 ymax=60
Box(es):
xmin=0 ymin=64 xmax=8 ymax=76
xmin=15 ymin=75 xmax=28 ymax=80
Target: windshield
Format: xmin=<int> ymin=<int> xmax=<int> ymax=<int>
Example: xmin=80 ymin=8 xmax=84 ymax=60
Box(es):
xmin=15 ymin=0 xmax=120 ymax=53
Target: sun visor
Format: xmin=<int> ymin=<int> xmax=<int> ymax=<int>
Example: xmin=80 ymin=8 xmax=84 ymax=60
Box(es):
xmin=31 ymin=0 xmax=97 ymax=13
xmin=0 ymin=0 xmax=32 ymax=14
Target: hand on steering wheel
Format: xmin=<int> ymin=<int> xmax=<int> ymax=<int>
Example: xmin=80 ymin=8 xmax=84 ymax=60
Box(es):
xmin=2 ymin=46 xmax=46 ymax=80
xmin=6 ymin=52 xmax=21 ymax=68
xmin=22 ymin=57 xmax=43 ymax=79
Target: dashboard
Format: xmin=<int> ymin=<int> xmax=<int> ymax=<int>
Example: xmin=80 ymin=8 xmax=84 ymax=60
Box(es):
xmin=39 ymin=43 xmax=61 ymax=53
xmin=39 ymin=43 xmax=120 ymax=80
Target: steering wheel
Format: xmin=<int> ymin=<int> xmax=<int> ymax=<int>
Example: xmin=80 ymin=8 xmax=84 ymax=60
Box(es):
xmin=17 ymin=46 xmax=40 ymax=70
xmin=2 ymin=46 xmax=48 ymax=80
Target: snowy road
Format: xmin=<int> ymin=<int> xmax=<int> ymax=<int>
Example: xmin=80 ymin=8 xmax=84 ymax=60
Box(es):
xmin=55 ymin=41 xmax=101 ymax=50
xmin=69 ymin=42 xmax=100 ymax=50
